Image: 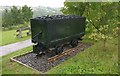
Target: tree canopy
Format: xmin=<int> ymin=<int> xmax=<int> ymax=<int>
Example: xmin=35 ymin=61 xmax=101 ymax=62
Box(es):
xmin=2 ymin=5 xmax=33 ymax=28
xmin=61 ymin=2 xmax=119 ymax=48
xmin=61 ymin=2 xmax=119 ymax=32
xmin=22 ymin=5 xmax=33 ymax=22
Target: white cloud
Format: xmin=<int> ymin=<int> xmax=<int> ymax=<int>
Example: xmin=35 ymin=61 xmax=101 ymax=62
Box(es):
xmin=0 ymin=0 xmax=65 ymax=7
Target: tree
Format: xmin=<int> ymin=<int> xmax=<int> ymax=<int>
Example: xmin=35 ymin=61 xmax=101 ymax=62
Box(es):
xmin=11 ymin=6 xmax=23 ymax=25
xmin=22 ymin=5 xmax=33 ymax=22
xmin=61 ymin=2 xmax=86 ymax=16
xmin=2 ymin=5 xmax=33 ymax=28
xmin=61 ymin=2 xmax=119 ymax=49
xmin=2 ymin=6 xmax=23 ymax=28
xmin=89 ymin=25 xmax=112 ymax=49
xmin=61 ymin=2 xmax=119 ymax=33
xmin=2 ymin=9 xmax=13 ymax=27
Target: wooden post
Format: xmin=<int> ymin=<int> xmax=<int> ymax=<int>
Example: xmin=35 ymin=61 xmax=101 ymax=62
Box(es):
xmin=16 ymin=27 xmax=31 ymax=38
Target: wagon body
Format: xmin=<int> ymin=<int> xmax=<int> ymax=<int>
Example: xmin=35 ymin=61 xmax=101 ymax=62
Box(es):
xmin=30 ymin=15 xmax=86 ymax=54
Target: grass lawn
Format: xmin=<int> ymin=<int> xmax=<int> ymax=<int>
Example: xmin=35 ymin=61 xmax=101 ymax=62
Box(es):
xmin=1 ymin=30 xmax=30 ymax=46
xmin=1 ymin=37 xmax=118 ymax=74
xmin=48 ymin=38 xmax=118 ymax=74
xmin=1 ymin=46 xmax=40 ymax=74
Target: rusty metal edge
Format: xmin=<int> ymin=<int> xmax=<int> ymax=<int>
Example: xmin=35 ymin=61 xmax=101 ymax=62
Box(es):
xmin=48 ymin=43 xmax=83 ymax=61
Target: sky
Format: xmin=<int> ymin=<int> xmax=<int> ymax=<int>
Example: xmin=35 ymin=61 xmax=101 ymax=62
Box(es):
xmin=1 ymin=0 xmax=119 ymax=7
xmin=0 ymin=0 xmax=65 ymax=7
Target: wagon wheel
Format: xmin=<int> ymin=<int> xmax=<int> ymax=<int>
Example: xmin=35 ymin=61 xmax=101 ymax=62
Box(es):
xmin=70 ymin=39 xmax=78 ymax=47
xmin=55 ymin=46 xmax=63 ymax=55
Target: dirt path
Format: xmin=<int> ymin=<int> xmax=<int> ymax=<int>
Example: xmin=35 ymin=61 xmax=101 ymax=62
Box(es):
xmin=0 ymin=39 xmax=33 ymax=57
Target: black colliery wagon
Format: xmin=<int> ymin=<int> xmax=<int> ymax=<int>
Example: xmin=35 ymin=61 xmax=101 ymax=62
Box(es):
xmin=30 ymin=15 xmax=86 ymax=55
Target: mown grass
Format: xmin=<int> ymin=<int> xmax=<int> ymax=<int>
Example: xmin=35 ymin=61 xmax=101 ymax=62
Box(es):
xmin=47 ymin=38 xmax=118 ymax=74
xmin=1 ymin=30 xmax=30 ymax=46
xmin=1 ymin=37 xmax=118 ymax=74
xmin=1 ymin=46 xmax=40 ymax=74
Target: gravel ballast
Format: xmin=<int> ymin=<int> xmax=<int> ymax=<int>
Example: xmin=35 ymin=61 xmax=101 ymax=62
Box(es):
xmin=11 ymin=42 xmax=92 ymax=73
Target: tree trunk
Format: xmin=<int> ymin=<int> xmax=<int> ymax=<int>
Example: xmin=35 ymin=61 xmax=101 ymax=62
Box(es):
xmin=103 ymin=38 xmax=106 ymax=50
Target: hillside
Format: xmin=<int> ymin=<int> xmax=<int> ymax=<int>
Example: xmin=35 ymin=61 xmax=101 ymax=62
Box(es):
xmin=0 ymin=6 xmax=62 ymax=17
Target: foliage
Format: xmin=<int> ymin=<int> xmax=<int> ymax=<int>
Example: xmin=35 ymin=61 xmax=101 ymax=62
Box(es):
xmin=112 ymin=27 xmax=119 ymax=37
xmin=2 ymin=9 xmax=13 ymax=28
xmin=61 ymin=2 xmax=119 ymax=33
xmin=89 ymin=25 xmax=112 ymax=48
xmin=11 ymin=6 xmax=23 ymax=25
xmin=17 ymin=22 xmax=30 ymax=29
xmin=61 ymin=2 xmax=86 ymax=16
xmin=22 ymin=5 xmax=33 ymax=22
xmin=61 ymin=2 xmax=119 ymax=48
xmin=2 ymin=22 xmax=30 ymax=31
xmin=85 ymin=2 xmax=118 ymax=31
xmin=88 ymin=26 xmax=119 ymax=48
xmin=2 ymin=5 xmax=33 ymax=28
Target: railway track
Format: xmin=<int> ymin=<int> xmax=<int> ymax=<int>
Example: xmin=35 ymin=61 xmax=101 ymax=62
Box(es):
xmin=48 ymin=43 xmax=84 ymax=62
xmin=11 ymin=42 xmax=92 ymax=72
